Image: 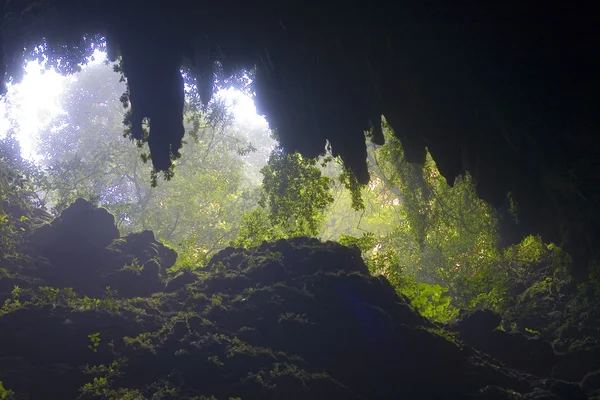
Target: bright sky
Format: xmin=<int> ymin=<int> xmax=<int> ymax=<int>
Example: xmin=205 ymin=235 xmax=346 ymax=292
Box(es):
xmin=0 ymin=51 xmax=267 ymax=161
xmin=0 ymin=62 xmax=67 ymax=159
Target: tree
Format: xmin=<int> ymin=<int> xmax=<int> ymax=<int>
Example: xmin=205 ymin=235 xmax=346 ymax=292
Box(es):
xmin=34 ymin=61 xmax=259 ymax=258
xmin=233 ymin=149 xmax=334 ymax=247
xmin=371 ymin=123 xmax=504 ymax=308
xmin=228 ymin=122 xmax=276 ymax=187
xmin=319 ymin=154 xmax=402 ymax=241
xmin=321 ymin=120 xmax=558 ymax=316
xmin=0 ymin=131 xmax=46 ymax=259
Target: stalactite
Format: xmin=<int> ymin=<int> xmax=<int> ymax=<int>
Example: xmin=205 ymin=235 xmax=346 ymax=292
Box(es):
xmin=0 ymin=0 xmax=598 ymax=274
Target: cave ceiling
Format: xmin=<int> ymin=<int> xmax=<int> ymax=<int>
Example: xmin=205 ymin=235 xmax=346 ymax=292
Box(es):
xmin=1 ymin=0 xmax=598 ymax=274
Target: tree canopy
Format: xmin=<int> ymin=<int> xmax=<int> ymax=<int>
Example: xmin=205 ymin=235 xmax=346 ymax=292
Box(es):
xmin=0 ymin=56 xmax=585 ymax=327
xmin=21 ymin=61 xmax=270 ymax=261
xmin=1 ymin=1 xmax=598 ymax=275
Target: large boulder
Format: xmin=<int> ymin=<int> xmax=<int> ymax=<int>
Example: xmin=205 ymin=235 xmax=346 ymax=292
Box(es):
xmin=452 ymin=309 xmax=555 ymax=377
xmin=30 ymin=198 xmax=120 ymax=252
xmin=582 ymin=370 xmax=600 ymax=398
xmin=27 ymin=198 xmax=175 ymax=297
xmin=453 ymin=309 xmax=502 ymax=335
xmin=103 ymin=230 xmax=177 ymax=297
xmin=553 ymin=343 xmax=600 ymax=382
xmin=0 ymin=237 xmax=559 ymax=399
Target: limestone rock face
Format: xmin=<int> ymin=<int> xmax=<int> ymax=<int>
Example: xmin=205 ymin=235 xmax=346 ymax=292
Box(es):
xmin=451 ymin=309 xmax=555 ymax=377
xmin=0 ymin=204 xmax=592 ymax=399
xmin=30 ymin=198 xmax=120 ymax=252
xmin=104 ymin=230 xmax=177 ymax=297
xmin=28 ymin=198 xmax=175 ymax=297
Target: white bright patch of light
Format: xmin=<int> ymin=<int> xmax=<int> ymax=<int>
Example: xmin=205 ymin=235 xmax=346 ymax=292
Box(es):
xmin=0 ymin=49 xmax=108 ymax=160
xmin=1 ymin=49 xmax=268 ymax=161
xmin=1 ymin=64 xmax=66 ymax=160
xmin=216 ymin=86 xmax=268 ymax=129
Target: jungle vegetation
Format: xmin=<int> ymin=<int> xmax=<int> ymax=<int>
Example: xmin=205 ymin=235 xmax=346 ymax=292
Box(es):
xmin=0 ymin=54 xmax=578 ymax=325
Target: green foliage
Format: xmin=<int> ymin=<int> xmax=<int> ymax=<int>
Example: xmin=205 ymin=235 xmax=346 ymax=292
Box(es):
xmin=88 ymin=332 xmax=101 ymax=353
xmin=338 ymin=232 xmax=376 ymax=253
xmin=231 ymin=209 xmax=284 ymax=248
xmin=259 ymin=149 xmax=334 ymax=237
xmin=338 ymin=165 xmax=365 ymax=211
xmin=234 ymin=149 xmax=334 ymax=245
xmin=320 ymin=152 xmax=402 ymax=241
xmin=148 ymin=381 xmax=180 ymax=400
xmin=588 ymin=262 xmax=600 ymax=296
xmin=329 ymin=121 xmax=572 ymax=318
xmin=507 ymin=192 xmax=519 ymax=224
xmin=0 ymin=285 xmax=122 ymax=317
xmin=32 ymin=62 xmax=263 ymax=262
xmin=519 ymin=277 xmax=555 ymax=303
xmin=1 ymin=57 xmax=578 ymax=334
xmin=1 ymin=285 xmax=25 ymax=315
xmin=192 ymin=397 xmax=241 ymax=400
xmin=505 ymin=235 xmax=545 ymax=268
xmin=101 ymin=287 xmax=121 ymax=313
xmin=361 ymin=121 xmax=503 ymax=310
xmin=420 ymin=326 xmax=461 ymax=346
xmin=123 ymin=332 xmax=157 ymax=354
xmin=167 ymin=234 xmax=210 ymax=272
xmin=0 ymin=381 xmax=14 ymax=400
xmin=0 ymin=134 xmax=43 ymax=207
xmin=340 ymin=233 xmax=457 ymax=322
xmin=80 ymin=358 xmax=142 ymax=400
xmin=269 ymin=362 xmax=329 ymax=382
xmin=0 ymin=209 xmax=18 ymax=258
xmin=0 ymin=134 xmax=44 ymax=260
xmin=500 ymin=235 xmax=572 ymax=303
xmin=278 ymin=312 xmax=312 ymax=325
xmin=524 ymin=327 xmax=540 ymax=336
xmin=402 ymin=281 xmax=458 ymax=322
xmin=208 ymin=355 xmax=224 ymax=367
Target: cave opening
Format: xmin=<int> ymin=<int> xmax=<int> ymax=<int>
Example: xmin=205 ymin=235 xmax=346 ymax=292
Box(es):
xmin=1 ymin=2 xmax=600 ymax=398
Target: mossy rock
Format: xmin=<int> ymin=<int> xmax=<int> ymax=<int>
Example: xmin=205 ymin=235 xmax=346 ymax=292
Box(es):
xmin=545 ymin=379 xmax=587 ymax=400
xmin=0 ymin=235 xmax=579 ymax=399
xmin=474 ymin=386 xmax=523 ymax=400
xmin=582 ymin=370 xmax=600 ymax=393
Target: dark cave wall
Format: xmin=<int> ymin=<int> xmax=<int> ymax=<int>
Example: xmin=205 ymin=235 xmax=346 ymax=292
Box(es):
xmin=378 ymin=2 xmax=600 ymax=273
xmin=1 ymin=0 xmax=599 ymax=274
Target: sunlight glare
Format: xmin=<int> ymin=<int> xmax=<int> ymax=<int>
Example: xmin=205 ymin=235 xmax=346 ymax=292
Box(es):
xmin=1 ymin=49 xmax=267 ymax=161
xmin=1 ymin=62 xmax=67 ymax=160
xmin=216 ymin=86 xmax=268 ymax=129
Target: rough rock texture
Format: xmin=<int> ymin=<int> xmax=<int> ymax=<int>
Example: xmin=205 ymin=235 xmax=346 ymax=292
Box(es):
xmin=453 ymin=309 xmax=502 ymax=335
xmin=497 ymin=274 xmax=600 ymax=384
xmin=452 ymin=310 xmax=555 ymax=378
xmin=448 ymin=275 xmax=600 ymax=391
xmin=0 ymin=204 xmax=583 ymax=399
xmin=1 ymin=1 xmax=598 ymax=275
xmin=27 ymin=198 xmax=176 ymax=297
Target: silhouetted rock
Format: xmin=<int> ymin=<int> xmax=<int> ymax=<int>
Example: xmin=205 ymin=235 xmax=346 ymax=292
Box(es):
xmin=554 ymin=344 xmax=600 ymax=382
xmin=453 ymin=309 xmax=502 ymax=335
xmin=164 ymin=269 xmax=197 ymax=293
xmin=26 ymin=199 xmax=174 ymax=297
xmin=0 ymin=305 xmax=144 ymax=399
xmin=30 ymin=198 xmax=119 ymax=251
xmin=467 ymin=328 xmax=555 ymax=377
xmin=582 ymin=370 xmax=600 ymax=396
xmin=0 ymin=214 xmax=583 ymax=399
xmin=522 ymin=390 xmax=564 ymax=399
xmin=475 ymin=385 xmax=523 ymax=400
xmin=544 ymin=379 xmax=587 ymax=400
xmin=452 ymin=309 xmax=556 ymax=377
xmin=103 ymin=230 xmax=176 ymax=297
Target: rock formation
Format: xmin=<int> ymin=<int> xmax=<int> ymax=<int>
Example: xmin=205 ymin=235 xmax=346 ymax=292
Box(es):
xmin=1 ymin=201 xmax=598 ymax=399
